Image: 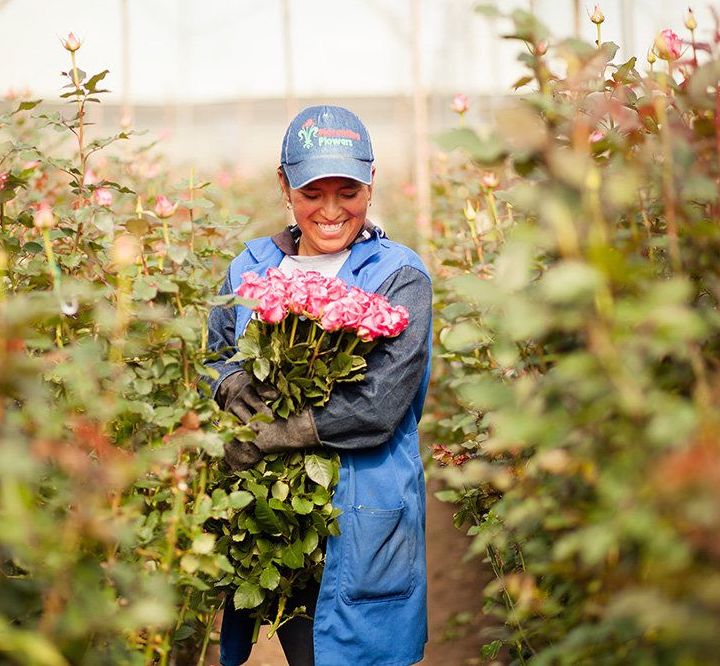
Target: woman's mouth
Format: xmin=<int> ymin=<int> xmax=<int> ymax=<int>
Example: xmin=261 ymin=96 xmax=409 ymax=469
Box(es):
xmin=317 ymin=221 xmax=344 ymax=235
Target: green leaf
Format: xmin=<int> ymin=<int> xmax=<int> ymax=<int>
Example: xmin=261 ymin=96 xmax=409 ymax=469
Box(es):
xmin=233 ymin=581 xmax=265 ymax=609
xmin=174 ymin=624 xmax=195 ymax=641
xmin=291 ymin=496 xmax=314 ymax=515
xmin=22 ymin=241 xmax=44 ymax=255
xmin=441 ymin=321 xmax=491 ymax=353
xmin=191 ymin=533 xmax=216 ymax=555
xmin=304 ymin=453 xmax=335 ymax=489
xmin=84 ymin=69 xmax=109 ymax=93
xmin=259 ymin=564 xmax=281 ymax=590
xmin=281 ymin=539 xmax=305 ymax=569
xmin=302 ymin=529 xmax=319 ymax=554
xmin=271 ymin=481 xmax=290 ymax=502
xmin=254 ymin=498 xmax=284 ymax=534
xmin=13 ymin=99 xmax=42 ymax=114
xmin=252 ymin=357 xmax=270 ymax=382
xmin=435 ymin=127 xmax=505 ymax=165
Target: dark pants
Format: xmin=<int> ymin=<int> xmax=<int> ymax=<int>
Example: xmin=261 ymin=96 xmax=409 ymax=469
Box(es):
xmin=219 ymin=579 xmax=320 ymax=666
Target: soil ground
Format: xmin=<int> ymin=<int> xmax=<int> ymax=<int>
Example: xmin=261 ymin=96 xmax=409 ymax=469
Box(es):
xmin=206 ymin=478 xmax=495 ymax=666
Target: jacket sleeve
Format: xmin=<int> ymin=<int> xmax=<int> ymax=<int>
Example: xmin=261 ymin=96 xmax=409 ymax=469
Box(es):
xmin=206 ymin=266 xmax=245 ymax=399
xmin=312 ymin=265 xmax=432 ymax=450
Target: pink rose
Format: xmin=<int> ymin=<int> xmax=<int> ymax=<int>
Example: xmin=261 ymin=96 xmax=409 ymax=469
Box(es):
xmin=235 ymin=271 xmax=269 ymax=302
xmin=450 ymin=93 xmax=469 ymax=115
xmin=93 ymin=187 xmax=113 ymax=207
xmin=154 ymin=195 xmax=177 ymax=219
xmin=319 ymin=294 xmax=365 ymax=332
xmin=324 ymin=276 xmax=348 ymax=301
xmin=265 ymin=267 xmax=291 ymax=300
xmin=257 ymin=291 xmax=288 ymax=324
xmin=356 ymin=295 xmax=410 ymax=341
xmin=589 ymin=130 xmax=605 ymax=144
xmin=287 ymin=274 xmax=311 ymax=314
xmin=319 ymin=300 xmax=348 ymax=332
xmin=654 ymin=29 xmax=682 ymax=61
xmin=63 ymin=32 xmax=81 ymax=52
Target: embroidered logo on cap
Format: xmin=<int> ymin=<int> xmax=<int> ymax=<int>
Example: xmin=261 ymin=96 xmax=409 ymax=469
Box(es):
xmin=298 ymin=119 xmax=318 ymax=149
xmin=297 ymin=117 xmax=362 ymax=150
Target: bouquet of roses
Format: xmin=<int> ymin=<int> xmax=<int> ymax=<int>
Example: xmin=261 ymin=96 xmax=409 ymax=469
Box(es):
xmin=207 ymin=268 xmax=409 ymax=640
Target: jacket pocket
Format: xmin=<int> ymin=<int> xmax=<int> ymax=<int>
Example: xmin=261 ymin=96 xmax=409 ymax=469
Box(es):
xmin=340 ymin=503 xmax=416 ymax=604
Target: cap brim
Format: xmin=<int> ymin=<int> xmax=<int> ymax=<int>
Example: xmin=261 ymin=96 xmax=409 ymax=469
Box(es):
xmin=283 ymin=157 xmax=373 ymax=189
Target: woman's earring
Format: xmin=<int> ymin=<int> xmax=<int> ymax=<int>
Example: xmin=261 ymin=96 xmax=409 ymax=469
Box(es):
xmin=286 ymin=201 xmax=292 ymax=210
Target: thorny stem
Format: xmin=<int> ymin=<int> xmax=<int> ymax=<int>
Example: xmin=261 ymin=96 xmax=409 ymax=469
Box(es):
xmin=690 ymin=28 xmax=698 ymax=68
xmin=70 ymin=50 xmax=86 ymax=178
xmin=288 ymin=314 xmax=299 ymax=347
xmin=70 ymin=50 xmax=88 ymax=251
xmin=309 ymin=330 xmax=327 ymax=369
xmin=266 ymin=595 xmax=288 ymax=639
xmin=189 ymin=167 xmax=196 ymax=255
xmin=655 ymin=78 xmax=681 ymax=271
xmin=196 ymin=606 xmax=218 ymax=665
xmin=487 ymin=544 xmax=534 ymax=662
xmin=159 ymin=219 xmax=170 ymax=271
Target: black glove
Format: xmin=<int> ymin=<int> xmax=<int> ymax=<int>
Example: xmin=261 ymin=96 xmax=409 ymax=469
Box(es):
xmin=217 ymin=371 xmax=273 ymax=471
xmin=217 ymin=372 xmax=321 ymax=471
xmin=253 ymin=408 xmax=321 ymax=454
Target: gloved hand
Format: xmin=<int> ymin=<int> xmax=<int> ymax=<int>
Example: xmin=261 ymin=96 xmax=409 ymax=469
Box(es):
xmin=216 ymin=371 xmax=321 ymax=472
xmin=216 ymin=371 xmax=273 ymax=471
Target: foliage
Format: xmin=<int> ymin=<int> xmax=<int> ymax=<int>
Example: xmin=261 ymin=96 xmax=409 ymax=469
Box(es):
xmin=206 ymin=451 xmax=339 ymax=640
xmin=429 ymin=8 xmax=720 ymax=665
xmin=0 ymin=43 xmax=276 ymax=664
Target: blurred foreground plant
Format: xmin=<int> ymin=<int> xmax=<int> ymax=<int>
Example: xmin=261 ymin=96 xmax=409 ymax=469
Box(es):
xmin=429 ymin=6 xmax=720 ymax=664
xmin=0 ymin=35 xmax=263 ymax=665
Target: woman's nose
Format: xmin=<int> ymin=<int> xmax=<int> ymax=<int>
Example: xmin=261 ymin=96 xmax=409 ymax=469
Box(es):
xmin=320 ymin=197 xmax=342 ymax=220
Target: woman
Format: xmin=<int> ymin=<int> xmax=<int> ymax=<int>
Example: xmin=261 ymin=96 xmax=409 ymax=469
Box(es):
xmin=207 ymin=105 xmax=432 ymax=666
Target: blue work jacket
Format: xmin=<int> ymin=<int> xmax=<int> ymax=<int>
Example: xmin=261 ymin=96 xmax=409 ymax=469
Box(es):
xmin=222 ymin=229 xmax=431 ymax=666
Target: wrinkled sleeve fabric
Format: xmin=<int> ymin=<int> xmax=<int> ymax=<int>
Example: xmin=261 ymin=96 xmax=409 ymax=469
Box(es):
xmin=313 ymin=265 xmax=432 ymax=450
xmin=206 ymin=266 xmax=245 ymax=399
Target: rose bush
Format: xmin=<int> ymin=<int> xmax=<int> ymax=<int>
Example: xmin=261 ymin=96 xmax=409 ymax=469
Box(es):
xmin=0 ymin=37 xmax=284 ymax=665
xmin=429 ymin=6 xmax=720 ymax=664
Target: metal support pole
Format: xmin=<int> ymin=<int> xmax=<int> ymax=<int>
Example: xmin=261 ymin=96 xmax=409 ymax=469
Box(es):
xmin=573 ymin=0 xmax=581 ymax=38
xmin=282 ymin=0 xmax=297 ymax=122
xmin=410 ymin=0 xmax=432 ymax=256
xmin=120 ymin=0 xmax=132 ymax=127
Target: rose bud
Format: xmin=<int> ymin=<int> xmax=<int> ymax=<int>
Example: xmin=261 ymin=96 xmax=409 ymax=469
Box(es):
xmin=589 ymin=129 xmax=605 ymax=144
xmin=63 ymin=32 xmax=81 ymax=53
xmin=154 ymin=195 xmax=178 ymax=219
xmin=590 ymin=4 xmax=604 ymax=24
xmin=654 ymin=29 xmax=682 ymax=60
xmin=33 ymin=202 xmax=56 ymax=230
xmin=481 ymin=172 xmax=499 ymax=190
xmin=112 ymin=234 xmax=141 ymax=267
xmin=463 ymin=200 xmax=477 ymax=222
xmin=450 ymin=93 xmax=469 ymax=115
xmin=647 ymin=47 xmax=658 ymax=65
xmin=535 ymin=41 xmax=548 ymax=56
xmin=685 ymin=8 xmax=697 ymax=31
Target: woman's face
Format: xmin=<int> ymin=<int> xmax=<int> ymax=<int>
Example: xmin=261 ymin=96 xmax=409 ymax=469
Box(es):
xmin=279 ymin=171 xmax=374 ymax=256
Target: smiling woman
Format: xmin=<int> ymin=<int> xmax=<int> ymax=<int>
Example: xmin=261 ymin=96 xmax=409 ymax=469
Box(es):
xmin=279 ymin=176 xmax=373 ymax=256
xmin=207 ymin=105 xmax=433 ymax=666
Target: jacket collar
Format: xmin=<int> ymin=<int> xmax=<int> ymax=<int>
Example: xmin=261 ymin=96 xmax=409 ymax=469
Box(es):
xmin=244 ymin=221 xmax=384 ymax=272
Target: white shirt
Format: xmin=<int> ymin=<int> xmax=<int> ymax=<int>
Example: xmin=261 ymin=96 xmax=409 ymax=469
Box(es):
xmin=278 ymin=249 xmax=351 ymax=279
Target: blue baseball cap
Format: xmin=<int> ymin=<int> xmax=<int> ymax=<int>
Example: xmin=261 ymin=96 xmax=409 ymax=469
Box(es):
xmin=280 ymin=105 xmax=374 ymax=189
